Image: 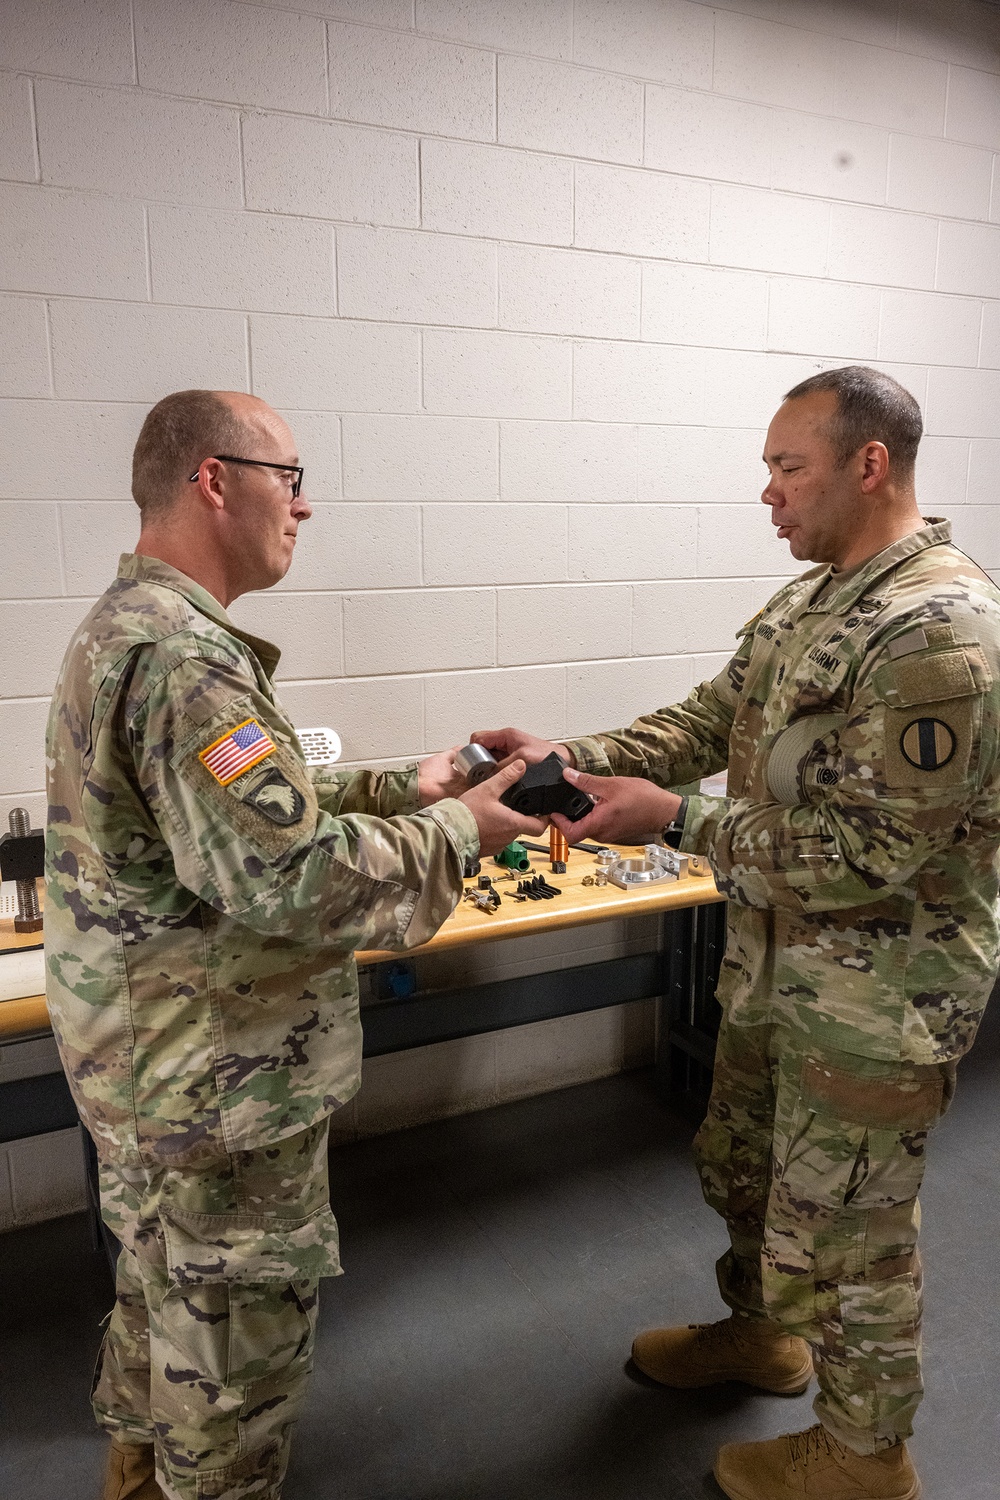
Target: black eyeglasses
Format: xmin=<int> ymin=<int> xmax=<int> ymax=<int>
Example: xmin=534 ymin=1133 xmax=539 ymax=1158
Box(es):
xmin=189 ymin=455 xmax=304 ymax=498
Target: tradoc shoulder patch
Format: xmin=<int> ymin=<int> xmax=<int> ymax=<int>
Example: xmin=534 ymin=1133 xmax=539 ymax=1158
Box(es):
xmin=199 ymin=718 xmax=276 ymax=786
xmin=900 ymin=718 xmax=956 ymax=772
xmin=242 ymin=768 xmax=305 ymax=825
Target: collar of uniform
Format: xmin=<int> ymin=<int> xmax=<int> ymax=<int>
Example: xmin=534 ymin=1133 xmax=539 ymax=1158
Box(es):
xmin=116 ymin=552 xmax=282 ymax=677
xmin=802 ymin=518 xmax=952 ymax=614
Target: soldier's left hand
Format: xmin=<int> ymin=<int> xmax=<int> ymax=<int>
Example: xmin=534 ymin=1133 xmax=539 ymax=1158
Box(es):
xmin=417 ymin=745 xmax=467 ymax=806
xmin=551 ymin=769 xmax=684 ymax=846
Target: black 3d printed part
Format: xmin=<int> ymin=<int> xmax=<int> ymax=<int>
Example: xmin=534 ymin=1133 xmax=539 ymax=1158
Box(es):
xmin=499 ymin=753 xmax=594 ymax=822
xmin=0 ymin=828 xmax=44 ymax=882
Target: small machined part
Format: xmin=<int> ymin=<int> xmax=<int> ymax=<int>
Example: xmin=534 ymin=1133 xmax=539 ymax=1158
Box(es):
xmin=549 ymin=825 xmax=569 ymax=866
xmin=644 ymin=844 xmax=689 ymax=879
xmin=595 ymin=848 xmax=617 ymax=870
xmin=608 ymin=845 xmax=686 ymax=890
xmin=687 ymin=855 xmax=711 ymax=877
xmin=551 ymin=860 xmax=567 ymax=875
xmin=454 ymin=742 xmax=499 ymax=787
xmin=582 ymin=875 xmax=595 ymax=887
xmin=478 ymin=874 xmax=493 ymax=890
xmin=594 ymin=870 xmax=608 ymax=887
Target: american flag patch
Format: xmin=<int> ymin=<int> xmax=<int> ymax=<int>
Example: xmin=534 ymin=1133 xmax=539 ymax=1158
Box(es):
xmin=199 ymin=718 xmax=276 ymax=786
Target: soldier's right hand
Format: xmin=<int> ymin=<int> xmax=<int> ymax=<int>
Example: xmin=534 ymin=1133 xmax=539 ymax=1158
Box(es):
xmin=460 ymin=758 xmax=548 ymax=856
xmin=470 ymin=726 xmax=576 ymax=771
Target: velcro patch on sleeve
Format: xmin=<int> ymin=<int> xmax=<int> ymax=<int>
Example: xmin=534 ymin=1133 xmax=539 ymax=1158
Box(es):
xmin=199 ymin=718 xmax=276 ymax=786
xmin=874 ymin=648 xmax=978 ymax=707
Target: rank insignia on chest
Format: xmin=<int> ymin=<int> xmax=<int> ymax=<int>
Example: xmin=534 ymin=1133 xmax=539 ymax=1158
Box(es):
xmin=900 ymin=718 xmax=956 ymax=772
xmin=199 ymin=718 xmax=277 ymax=785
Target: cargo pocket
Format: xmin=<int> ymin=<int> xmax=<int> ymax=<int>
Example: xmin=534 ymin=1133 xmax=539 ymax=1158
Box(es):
xmin=774 ymin=1102 xmax=869 ymax=1220
xmin=839 ymin=1272 xmax=920 ymax=1383
xmin=157 ymin=1206 xmax=339 ymax=1388
xmin=787 ymin=1056 xmax=945 ymax=1214
xmin=160 ymin=1203 xmax=342 ymax=1286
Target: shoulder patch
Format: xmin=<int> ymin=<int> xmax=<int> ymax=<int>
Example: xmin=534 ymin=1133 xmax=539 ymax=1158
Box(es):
xmin=900 ymin=718 xmax=956 ymax=772
xmin=242 ymin=768 xmax=305 ymax=825
xmin=199 ymin=718 xmax=276 ymax=786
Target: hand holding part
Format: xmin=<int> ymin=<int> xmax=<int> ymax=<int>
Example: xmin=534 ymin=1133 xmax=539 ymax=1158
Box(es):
xmin=460 ymin=758 xmax=548 ymax=856
xmin=470 ymin=726 xmax=576 ymax=772
xmin=453 ymin=742 xmax=499 ymax=786
xmin=417 ymin=743 xmax=469 ymax=806
xmin=550 ymin=769 xmax=684 ymax=847
xmin=499 ymin=752 xmax=594 ymax=822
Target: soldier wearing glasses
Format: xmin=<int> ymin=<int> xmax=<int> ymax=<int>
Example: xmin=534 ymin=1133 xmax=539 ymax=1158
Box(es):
xmin=44 ymin=389 xmax=540 ymax=1500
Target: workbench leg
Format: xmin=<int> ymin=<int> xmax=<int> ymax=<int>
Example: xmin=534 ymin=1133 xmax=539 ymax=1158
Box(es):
xmin=654 ymin=903 xmax=725 ymax=1120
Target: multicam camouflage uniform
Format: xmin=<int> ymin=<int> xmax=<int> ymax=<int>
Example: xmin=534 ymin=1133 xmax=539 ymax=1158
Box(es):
xmin=45 ymin=554 xmax=478 ymax=1500
xmin=566 ymin=520 xmax=1000 ymax=1453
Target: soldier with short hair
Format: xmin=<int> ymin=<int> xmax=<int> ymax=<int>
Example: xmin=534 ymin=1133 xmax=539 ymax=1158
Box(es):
xmin=475 ymin=367 xmax=1000 ymax=1500
xmin=45 ymin=389 xmax=543 ymax=1500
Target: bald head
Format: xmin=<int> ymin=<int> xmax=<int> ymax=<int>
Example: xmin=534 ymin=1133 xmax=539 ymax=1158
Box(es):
xmin=132 ymin=389 xmax=273 ymax=521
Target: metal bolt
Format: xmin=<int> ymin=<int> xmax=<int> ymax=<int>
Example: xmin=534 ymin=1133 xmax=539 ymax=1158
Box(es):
xmin=9 ymin=808 xmax=43 ymax=934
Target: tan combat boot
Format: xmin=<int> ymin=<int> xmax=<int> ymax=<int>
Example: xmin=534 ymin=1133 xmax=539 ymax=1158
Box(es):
xmin=631 ymin=1315 xmax=813 ymax=1394
xmin=100 ymin=1438 xmax=164 ymax=1500
xmin=714 ymin=1424 xmax=921 ymax=1500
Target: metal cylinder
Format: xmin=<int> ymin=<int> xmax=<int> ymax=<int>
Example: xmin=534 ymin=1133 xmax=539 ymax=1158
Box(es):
xmin=549 ymin=826 xmax=568 ymax=865
xmin=9 ymin=808 xmax=43 ymax=933
xmin=454 ymin=743 xmax=499 ymax=787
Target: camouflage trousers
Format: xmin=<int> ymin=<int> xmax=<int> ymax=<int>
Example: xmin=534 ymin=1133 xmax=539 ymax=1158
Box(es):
xmin=694 ymin=1014 xmax=956 ymax=1455
xmin=93 ymin=1120 xmax=341 ymax=1500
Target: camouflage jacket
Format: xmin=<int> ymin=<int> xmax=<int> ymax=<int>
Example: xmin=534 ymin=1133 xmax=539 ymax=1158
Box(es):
xmin=45 ymin=554 xmax=478 ymax=1168
xmin=566 ymin=521 xmax=1000 ymax=1064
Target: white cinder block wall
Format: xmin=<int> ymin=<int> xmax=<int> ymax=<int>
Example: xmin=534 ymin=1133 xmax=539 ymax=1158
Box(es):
xmin=3 ymin=0 xmax=1000 ymax=1168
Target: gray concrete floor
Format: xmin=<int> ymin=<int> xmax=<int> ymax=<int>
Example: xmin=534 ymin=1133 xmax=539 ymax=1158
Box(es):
xmin=3 ymin=1003 xmax=999 ymax=1498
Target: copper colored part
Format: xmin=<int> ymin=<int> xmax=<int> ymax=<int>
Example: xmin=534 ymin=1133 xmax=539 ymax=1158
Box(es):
xmin=549 ymin=826 xmax=569 ymax=865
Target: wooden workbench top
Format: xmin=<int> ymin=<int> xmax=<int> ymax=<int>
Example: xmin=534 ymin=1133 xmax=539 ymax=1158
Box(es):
xmin=0 ymin=850 xmax=723 ymax=1041
xmin=358 ymin=843 xmax=722 ymax=963
xmin=0 ymin=884 xmax=46 ymax=1040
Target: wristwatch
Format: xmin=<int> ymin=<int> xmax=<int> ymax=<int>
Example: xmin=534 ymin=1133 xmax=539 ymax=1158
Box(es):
xmin=660 ymin=798 xmax=688 ymax=850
